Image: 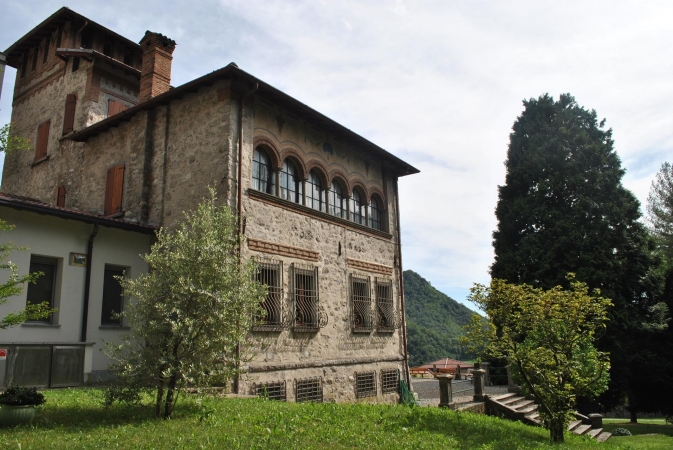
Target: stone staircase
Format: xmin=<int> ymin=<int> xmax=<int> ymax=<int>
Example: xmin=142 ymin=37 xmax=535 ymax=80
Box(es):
xmin=486 ymin=393 xmax=611 ymax=442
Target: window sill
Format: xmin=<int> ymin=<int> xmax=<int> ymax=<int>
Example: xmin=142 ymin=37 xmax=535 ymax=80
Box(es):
xmin=248 ymin=189 xmax=393 ymax=240
xmin=99 ymin=325 xmax=130 ymax=330
xmin=21 ymin=322 xmax=60 ymax=328
xmin=30 ymin=155 xmax=50 ymax=167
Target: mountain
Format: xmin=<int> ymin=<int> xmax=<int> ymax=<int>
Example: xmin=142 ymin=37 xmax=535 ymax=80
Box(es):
xmin=403 ymin=270 xmax=478 ymax=367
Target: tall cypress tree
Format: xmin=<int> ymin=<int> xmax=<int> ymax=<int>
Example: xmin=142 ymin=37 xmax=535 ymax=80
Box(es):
xmin=491 ymin=93 xmax=664 ymax=414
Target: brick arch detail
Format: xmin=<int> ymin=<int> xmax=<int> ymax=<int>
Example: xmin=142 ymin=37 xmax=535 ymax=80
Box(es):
xmin=368 ymin=186 xmax=386 ymax=209
xmin=305 ymin=159 xmax=330 ymax=187
xmin=328 ymin=168 xmax=352 ymax=196
xmin=253 ymin=136 xmax=282 ymax=170
xmin=280 ymin=148 xmax=308 ymax=180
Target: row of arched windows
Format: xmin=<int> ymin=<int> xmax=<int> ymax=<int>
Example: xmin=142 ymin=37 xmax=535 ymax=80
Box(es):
xmin=252 ymin=146 xmax=385 ymax=231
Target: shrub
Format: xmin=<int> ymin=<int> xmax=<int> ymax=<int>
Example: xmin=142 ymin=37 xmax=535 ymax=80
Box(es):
xmin=611 ymin=427 xmax=632 ymax=436
xmin=0 ymin=386 xmax=46 ymax=406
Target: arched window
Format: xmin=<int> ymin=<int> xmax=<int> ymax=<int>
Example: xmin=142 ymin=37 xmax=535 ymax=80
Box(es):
xmin=329 ymin=180 xmax=345 ymax=218
xmin=280 ymin=159 xmax=302 ymax=203
xmin=351 ymin=188 xmax=366 ymax=225
xmin=252 ymin=147 xmax=275 ymax=194
xmin=306 ymin=170 xmax=325 ymax=212
xmin=369 ymin=196 xmax=382 ymax=230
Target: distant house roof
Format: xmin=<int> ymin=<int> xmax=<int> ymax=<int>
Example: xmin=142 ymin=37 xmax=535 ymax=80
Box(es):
xmin=417 ymin=358 xmax=470 ymax=369
xmin=0 ymin=192 xmax=157 ymax=234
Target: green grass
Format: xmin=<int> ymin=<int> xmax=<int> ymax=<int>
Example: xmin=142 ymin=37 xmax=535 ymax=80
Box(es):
xmin=0 ymin=389 xmax=670 ymax=449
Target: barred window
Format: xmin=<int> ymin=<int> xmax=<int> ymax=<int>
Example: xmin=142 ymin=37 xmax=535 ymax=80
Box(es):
xmin=253 ymin=258 xmax=283 ymax=331
xmin=376 ymin=278 xmax=394 ymax=332
xmin=355 ymin=371 xmax=377 ymax=398
xmin=280 ymin=159 xmax=302 ymax=204
xmin=306 ymin=170 xmax=326 ymax=212
xmin=253 ymin=147 xmax=275 ymax=194
xmin=255 ymin=381 xmax=286 ymax=401
xmin=295 ymin=377 xmax=323 ymax=403
xmin=329 ymin=180 xmax=345 ymax=218
xmin=351 ymin=188 xmax=366 ymax=225
xmin=293 ymin=263 xmax=319 ymax=332
xmin=351 ymin=274 xmax=373 ymax=333
xmin=380 ymin=369 xmax=399 ymax=394
xmin=369 ymin=195 xmax=383 ymax=230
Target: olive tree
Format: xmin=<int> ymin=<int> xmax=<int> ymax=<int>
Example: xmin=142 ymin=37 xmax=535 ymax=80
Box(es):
xmin=105 ymin=190 xmax=266 ymax=418
xmin=0 ymin=123 xmax=31 ymax=154
xmin=462 ymin=275 xmax=611 ymax=442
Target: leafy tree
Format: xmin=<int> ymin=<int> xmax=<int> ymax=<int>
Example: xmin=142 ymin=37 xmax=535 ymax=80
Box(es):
xmin=462 ymin=276 xmax=611 ymax=442
xmin=0 ymin=123 xmax=31 ymax=155
xmin=1 ymin=219 xmax=53 ymax=329
xmin=490 ymin=93 xmax=665 ymax=414
xmin=105 ymin=190 xmax=266 ymax=418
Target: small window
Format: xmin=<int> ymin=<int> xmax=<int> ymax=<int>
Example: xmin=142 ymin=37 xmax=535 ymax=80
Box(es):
xmin=376 ymin=278 xmax=395 ymax=332
xmin=255 ymin=381 xmax=286 ymax=401
xmin=56 ymin=30 xmax=62 ymax=48
xmin=380 ymin=369 xmax=399 ymax=394
xmin=108 ymin=99 xmax=128 ymax=117
xmin=306 ymin=170 xmax=325 ymax=212
xmin=253 ymin=258 xmax=283 ymax=331
xmin=295 ymin=377 xmax=323 ymax=403
xmin=80 ymin=31 xmax=93 ymax=49
xmin=369 ymin=196 xmax=383 ymax=230
xmin=72 ymin=57 xmax=80 ymax=72
xmin=104 ymin=164 xmax=125 ymax=216
xmin=252 ymin=147 xmax=275 ymax=194
xmin=292 ymin=263 xmax=320 ymax=332
xmin=101 ymin=265 xmax=125 ymax=326
xmin=43 ymin=38 xmax=50 ymax=64
xmin=35 ymin=120 xmax=51 ymax=160
xmin=351 ymin=188 xmax=366 ymax=225
xmin=329 ymin=180 xmax=345 ymax=218
xmin=355 ymin=371 xmax=377 ymax=398
xmin=280 ymin=159 xmax=302 ymax=204
xmin=56 ymin=186 xmax=66 ymax=207
xmin=26 ymin=256 xmax=58 ymax=324
xmin=351 ymin=274 xmax=373 ymax=333
xmin=62 ymin=94 xmax=77 ymax=135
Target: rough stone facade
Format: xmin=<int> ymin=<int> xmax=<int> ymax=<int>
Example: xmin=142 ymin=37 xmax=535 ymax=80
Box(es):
xmin=2 ymin=8 xmax=418 ymax=403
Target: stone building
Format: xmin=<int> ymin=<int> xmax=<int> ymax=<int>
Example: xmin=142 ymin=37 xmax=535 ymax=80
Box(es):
xmin=0 ymin=7 xmax=419 ymax=402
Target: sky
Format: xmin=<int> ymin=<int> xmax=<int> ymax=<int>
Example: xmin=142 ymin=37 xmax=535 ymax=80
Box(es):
xmin=2 ymin=1 xmax=672 ymax=311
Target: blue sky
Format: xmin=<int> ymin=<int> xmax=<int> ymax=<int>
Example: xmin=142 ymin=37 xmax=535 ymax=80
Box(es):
xmin=2 ymin=1 xmax=673 ymax=310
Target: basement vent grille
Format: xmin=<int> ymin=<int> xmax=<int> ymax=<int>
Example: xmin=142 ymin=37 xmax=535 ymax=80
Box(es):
xmin=255 ymin=381 xmax=286 ymax=401
xmin=295 ymin=377 xmax=323 ymax=403
xmin=380 ymin=369 xmax=399 ymax=394
xmin=355 ymin=371 xmax=377 ymax=398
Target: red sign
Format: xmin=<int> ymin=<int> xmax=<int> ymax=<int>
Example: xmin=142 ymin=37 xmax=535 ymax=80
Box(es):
xmin=0 ymin=349 xmax=6 ymax=360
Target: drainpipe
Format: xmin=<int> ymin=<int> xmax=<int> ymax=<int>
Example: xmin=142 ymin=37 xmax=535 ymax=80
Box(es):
xmin=233 ymin=81 xmax=258 ymax=395
xmin=80 ymin=224 xmax=98 ymax=342
xmin=394 ymin=176 xmax=411 ymax=387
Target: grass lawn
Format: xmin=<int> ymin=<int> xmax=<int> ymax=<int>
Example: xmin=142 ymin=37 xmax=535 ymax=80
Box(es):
xmin=0 ymin=389 xmax=671 ymax=449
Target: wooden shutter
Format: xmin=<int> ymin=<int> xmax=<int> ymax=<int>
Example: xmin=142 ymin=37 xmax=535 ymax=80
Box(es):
xmin=108 ymin=99 xmax=128 ymax=117
xmin=62 ymin=94 xmax=77 ymax=135
xmin=104 ymin=164 xmax=125 ymax=215
xmin=56 ymin=186 xmax=66 ymax=207
xmin=35 ymin=120 xmax=50 ymax=160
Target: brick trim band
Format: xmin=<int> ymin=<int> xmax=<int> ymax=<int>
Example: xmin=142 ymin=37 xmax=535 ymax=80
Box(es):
xmin=347 ymin=258 xmax=394 ymax=275
xmin=248 ymin=238 xmax=319 ymax=262
xmin=246 ymin=355 xmax=404 ymax=373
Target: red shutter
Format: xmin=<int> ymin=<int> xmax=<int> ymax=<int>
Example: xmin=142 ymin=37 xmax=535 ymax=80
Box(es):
xmin=56 ymin=186 xmax=66 ymax=207
xmin=35 ymin=120 xmax=50 ymax=160
xmin=104 ymin=164 xmax=125 ymax=215
xmin=108 ymin=99 xmax=128 ymax=117
xmin=62 ymin=94 xmax=77 ymax=135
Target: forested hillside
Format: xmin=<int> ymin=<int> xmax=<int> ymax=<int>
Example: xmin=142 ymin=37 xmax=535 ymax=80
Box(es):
xmin=403 ymin=270 xmax=477 ymax=367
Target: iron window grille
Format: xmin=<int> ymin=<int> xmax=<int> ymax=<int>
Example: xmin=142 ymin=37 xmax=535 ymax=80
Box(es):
xmin=380 ymin=369 xmax=399 ymax=394
xmin=355 ymin=371 xmax=377 ymax=398
xmin=351 ymin=274 xmax=373 ymax=333
xmin=375 ymin=278 xmax=396 ymax=333
xmin=253 ymin=258 xmax=284 ymax=331
xmin=295 ymin=377 xmax=323 ymax=403
xmin=253 ymin=147 xmax=275 ymax=194
xmin=292 ymin=263 xmax=326 ymax=332
xmin=254 ymin=381 xmax=287 ymax=401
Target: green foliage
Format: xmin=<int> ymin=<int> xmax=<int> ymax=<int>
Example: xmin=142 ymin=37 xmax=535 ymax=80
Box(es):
xmin=0 ymin=386 xmax=46 ymax=406
xmin=0 ymin=123 xmax=31 ymax=154
xmin=647 ymin=162 xmax=673 ymax=265
xmin=404 ymin=270 xmax=477 ymax=366
xmin=0 ymin=219 xmax=54 ymax=329
xmin=491 ymin=93 xmax=666 ymax=412
xmin=104 ymin=189 xmax=266 ymax=419
xmin=612 ymin=428 xmax=633 ymax=437
xmin=462 ymin=275 xmax=611 ymax=442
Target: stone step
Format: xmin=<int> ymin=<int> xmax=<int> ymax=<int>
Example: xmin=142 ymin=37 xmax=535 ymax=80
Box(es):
xmin=513 ymin=400 xmax=536 ymax=411
xmin=596 ymin=431 xmax=612 ymax=442
xmin=526 ymin=412 xmax=539 ymax=421
xmin=490 ymin=393 xmax=518 ymax=402
xmin=587 ymin=428 xmax=603 ymax=439
xmin=517 ymin=404 xmax=538 ymax=415
xmin=501 ymin=396 xmax=525 ymax=406
xmin=567 ymin=420 xmax=582 ymax=432
xmin=572 ymin=424 xmax=592 ymax=436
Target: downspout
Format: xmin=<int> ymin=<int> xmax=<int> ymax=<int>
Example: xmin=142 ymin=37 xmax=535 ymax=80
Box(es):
xmin=394 ymin=176 xmax=411 ymax=387
xmin=80 ymin=224 xmax=98 ymax=342
xmin=233 ymin=81 xmax=258 ymax=394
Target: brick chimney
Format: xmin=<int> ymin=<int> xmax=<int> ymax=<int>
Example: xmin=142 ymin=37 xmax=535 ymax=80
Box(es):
xmin=138 ymin=31 xmax=176 ymax=102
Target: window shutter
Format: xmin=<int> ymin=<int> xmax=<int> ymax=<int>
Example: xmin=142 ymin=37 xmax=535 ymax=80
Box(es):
xmin=105 ymin=164 xmax=125 ymax=215
xmin=62 ymin=94 xmax=77 ymax=135
xmin=56 ymin=186 xmax=66 ymax=207
xmin=108 ymin=99 xmax=128 ymax=117
xmin=104 ymin=167 xmax=115 ymax=215
xmin=35 ymin=120 xmax=50 ymax=160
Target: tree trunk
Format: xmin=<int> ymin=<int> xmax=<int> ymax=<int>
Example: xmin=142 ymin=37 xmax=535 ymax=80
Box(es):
xmin=155 ymin=378 xmax=164 ymax=418
xmin=628 ymin=391 xmax=638 ymax=423
xmin=163 ymin=373 xmax=178 ymax=419
xmin=629 ymin=408 xmax=638 ymax=424
xmin=549 ymin=417 xmax=565 ymax=443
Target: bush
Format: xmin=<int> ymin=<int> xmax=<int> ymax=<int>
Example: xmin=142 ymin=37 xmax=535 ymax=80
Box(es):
xmin=611 ymin=427 xmax=632 ymax=436
xmin=0 ymin=386 xmax=46 ymax=406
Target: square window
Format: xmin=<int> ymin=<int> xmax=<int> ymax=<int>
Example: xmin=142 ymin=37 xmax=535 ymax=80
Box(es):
xmin=381 ymin=369 xmax=399 ymax=394
xmin=26 ymin=256 xmax=58 ymax=324
xmin=101 ymin=265 xmax=125 ymax=326
xmin=253 ymin=258 xmax=283 ymax=331
xmin=355 ymin=371 xmax=377 ymax=398
xmin=295 ymin=377 xmax=322 ymax=403
xmin=255 ymin=381 xmax=286 ymax=401
xmin=351 ymin=274 xmax=373 ymax=333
